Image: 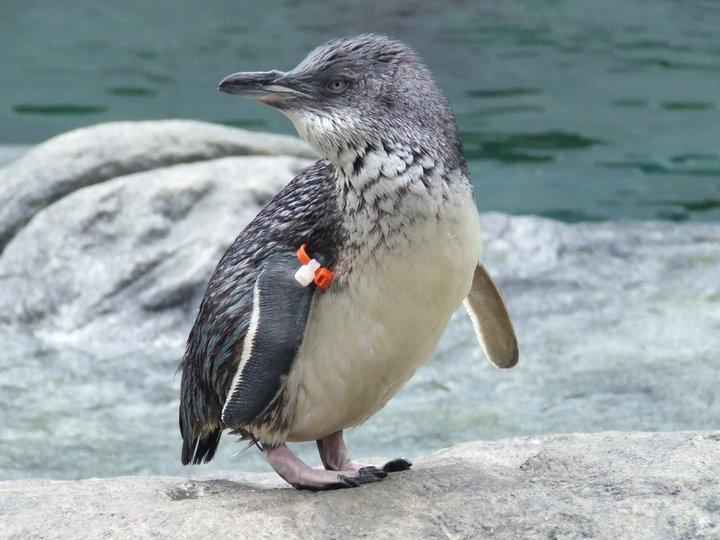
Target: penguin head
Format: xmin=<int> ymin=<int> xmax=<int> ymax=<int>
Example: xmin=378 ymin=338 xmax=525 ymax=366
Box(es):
xmin=218 ymin=34 xmax=462 ymax=169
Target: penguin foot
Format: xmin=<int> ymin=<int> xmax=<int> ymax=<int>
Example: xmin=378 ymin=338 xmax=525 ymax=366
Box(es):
xmin=296 ymin=466 xmax=387 ymax=491
xmin=380 ymin=457 xmax=413 ymax=473
xmin=316 ymin=430 xmax=413 ymax=475
xmin=336 ymin=466 xmax=388 ymax=488
xmin=263 ymin=443 xmax=387 ymax=491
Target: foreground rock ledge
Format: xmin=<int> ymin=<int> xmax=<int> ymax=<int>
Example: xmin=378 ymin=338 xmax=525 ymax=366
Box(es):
xmin=1 ymin=432 xmax=718 ymax=538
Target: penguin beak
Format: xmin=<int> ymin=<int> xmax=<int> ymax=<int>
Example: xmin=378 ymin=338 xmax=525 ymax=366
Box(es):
xmin=218 ymin=71 xmax=313 ymax=103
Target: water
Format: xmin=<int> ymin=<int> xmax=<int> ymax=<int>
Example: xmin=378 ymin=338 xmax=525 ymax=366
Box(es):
xmin=1 ymin=1 xmax=719 ymax=480
xmin=2 ymin=0 xmax=719 ymax=221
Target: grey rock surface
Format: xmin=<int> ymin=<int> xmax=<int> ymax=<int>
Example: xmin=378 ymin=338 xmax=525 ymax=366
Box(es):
xmin=0 ymin=120 xmax=315 ymax=252
xmin=0 ymin=154 xmax=310 ymax=343
xmin=1 ymin=431 xmax=718 ymax=539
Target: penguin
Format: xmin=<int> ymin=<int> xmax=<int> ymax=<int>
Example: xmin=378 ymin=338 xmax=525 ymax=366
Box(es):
xmin=179 ymin=34 xmax=518 ymax=490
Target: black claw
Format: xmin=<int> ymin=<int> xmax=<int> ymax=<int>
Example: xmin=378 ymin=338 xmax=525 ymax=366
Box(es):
xmin=382 ymin=458 xmax=413 ymax=473
xmin=337 ymin=474 xmax=361 ymax=487
xmin=359 ymin=466 xmax=388 ymax=479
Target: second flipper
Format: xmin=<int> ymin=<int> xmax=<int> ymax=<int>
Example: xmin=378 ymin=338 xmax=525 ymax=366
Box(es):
xmin=464 ymin=263 xmax=519 ymax=369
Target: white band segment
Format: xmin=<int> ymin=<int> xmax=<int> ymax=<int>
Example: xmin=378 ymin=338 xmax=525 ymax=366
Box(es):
xmin=294 ymin=259 xmax=321 ymax=286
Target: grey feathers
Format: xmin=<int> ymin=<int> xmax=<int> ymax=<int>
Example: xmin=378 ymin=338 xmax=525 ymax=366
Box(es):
xmin=279 ymin=34 xmax=466 ymax=173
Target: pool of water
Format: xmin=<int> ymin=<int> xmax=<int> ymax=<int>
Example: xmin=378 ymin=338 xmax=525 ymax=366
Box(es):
xmin=2 ymin=0 xmax=719 ymax=222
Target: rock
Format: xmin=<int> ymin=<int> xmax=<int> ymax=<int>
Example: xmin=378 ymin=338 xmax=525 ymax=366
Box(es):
xmin=1 ymin=432 xmax=718 ymax=538
xmin=0 ymin=120 xmax=316 ymax=253
xmin=0 ymin=155 xmax=311 ymax=344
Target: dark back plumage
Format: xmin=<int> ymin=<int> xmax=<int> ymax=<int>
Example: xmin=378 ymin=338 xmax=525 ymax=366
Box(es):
xmin=179 ymin=160 xmax=342 ymax=464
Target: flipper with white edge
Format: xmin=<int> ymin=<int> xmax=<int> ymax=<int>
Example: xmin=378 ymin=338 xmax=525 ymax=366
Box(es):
xmin=463 ymin=263 xmax=519 ymax=368
xmin=222 ymin=252 xmax=316 ymax=427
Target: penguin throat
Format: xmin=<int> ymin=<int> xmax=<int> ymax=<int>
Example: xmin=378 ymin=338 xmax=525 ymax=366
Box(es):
xmin=334 ymin=139 xmax=460 ymax=257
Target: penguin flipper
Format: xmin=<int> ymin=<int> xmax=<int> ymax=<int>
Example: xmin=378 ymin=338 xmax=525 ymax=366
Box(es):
xmin=463 ymin=263 xmax=519 ymax=369
xmin=221 ymin=252 xmax=315 ymax=428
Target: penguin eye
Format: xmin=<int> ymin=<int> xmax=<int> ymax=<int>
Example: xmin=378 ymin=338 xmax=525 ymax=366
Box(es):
xmin=325 ymin=77 xmax=348 ymax=93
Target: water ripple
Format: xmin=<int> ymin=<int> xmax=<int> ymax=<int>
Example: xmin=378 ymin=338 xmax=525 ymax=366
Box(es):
xmin=12 ymin=104 xmax=106 ymax=115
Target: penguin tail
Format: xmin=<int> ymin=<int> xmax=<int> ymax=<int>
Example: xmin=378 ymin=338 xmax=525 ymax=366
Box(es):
xmin=178 ymin=378 xmax=223 ymax=465
xmin=180 ymin=420 xmax=222 ymax=466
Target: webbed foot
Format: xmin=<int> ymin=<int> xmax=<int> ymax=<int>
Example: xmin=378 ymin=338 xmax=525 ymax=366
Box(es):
xmin=316 ymin=431 xmax=413 ymax=476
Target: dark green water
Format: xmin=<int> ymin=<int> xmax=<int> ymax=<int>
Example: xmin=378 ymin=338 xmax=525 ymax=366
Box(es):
xmin=2 ymin=1 xmax=720 ymax=222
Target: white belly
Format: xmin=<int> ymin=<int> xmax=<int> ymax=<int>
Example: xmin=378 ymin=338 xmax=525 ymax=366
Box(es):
xmin=285 ymin=199 xmax=481 ymax=441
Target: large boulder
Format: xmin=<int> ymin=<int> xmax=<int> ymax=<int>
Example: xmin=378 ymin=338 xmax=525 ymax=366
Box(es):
xmin=0 ymin=155 xmax=311 ymax=344
xmin=0 ymin=120 xmax=315 ymax=253
xmin=1 ymin=431 xmax=718 ymax=538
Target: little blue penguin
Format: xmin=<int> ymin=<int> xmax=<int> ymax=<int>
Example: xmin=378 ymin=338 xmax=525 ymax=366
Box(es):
xmin=179 ymin=34 xmax=519 ymax=490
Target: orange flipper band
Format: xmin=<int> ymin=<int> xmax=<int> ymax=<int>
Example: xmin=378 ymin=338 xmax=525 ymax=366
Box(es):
xmin=295 ymin=243 xmax=334 ymax=289
xmin=313 ymin=268 xmax=334 ymax=289
xmin=296 ymin=243 xmax=311 ymax=265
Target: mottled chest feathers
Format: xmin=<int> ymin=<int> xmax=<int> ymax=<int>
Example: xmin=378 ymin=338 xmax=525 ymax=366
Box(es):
xmin=335 ymin=139 xmax=467 ymax=254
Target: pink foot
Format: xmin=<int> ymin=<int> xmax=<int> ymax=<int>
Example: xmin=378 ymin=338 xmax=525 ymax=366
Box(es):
xmin=263 ymin=443 xmax=386 ymax=491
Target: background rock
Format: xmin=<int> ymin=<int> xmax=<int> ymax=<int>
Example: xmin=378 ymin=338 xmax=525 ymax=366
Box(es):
xmin=0 ymin=155 xmax=310 ymax=342
xmin=0 ymin=120 xmax=315 ymax=253
xmin=1 ymin=431 xmax=718 ymax=539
